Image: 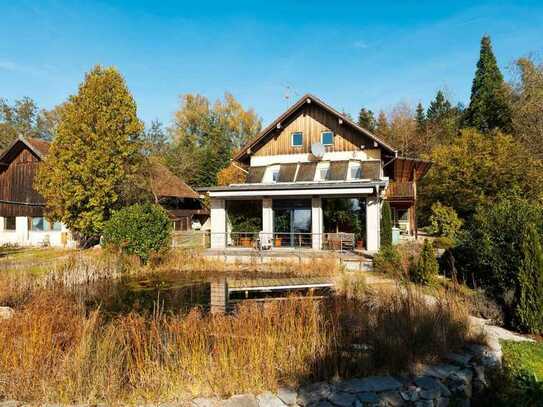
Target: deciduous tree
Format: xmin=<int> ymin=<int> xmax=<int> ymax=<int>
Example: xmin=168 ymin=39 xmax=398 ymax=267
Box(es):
xmin=35 ymin=65 xmax=144 ymax=243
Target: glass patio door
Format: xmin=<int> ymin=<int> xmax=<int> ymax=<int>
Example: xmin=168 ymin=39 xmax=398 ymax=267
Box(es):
xmin=273 ymin=199 xmax=312 ymax=247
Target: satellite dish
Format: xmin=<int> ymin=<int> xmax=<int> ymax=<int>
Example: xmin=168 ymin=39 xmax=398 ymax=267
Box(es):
xmin=311 ymin=142 xmax=325 ymax=159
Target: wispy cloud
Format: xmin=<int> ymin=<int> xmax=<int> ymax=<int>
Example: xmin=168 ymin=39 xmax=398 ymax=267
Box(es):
xmin=353 ymin=40 xmax=369 ymax=49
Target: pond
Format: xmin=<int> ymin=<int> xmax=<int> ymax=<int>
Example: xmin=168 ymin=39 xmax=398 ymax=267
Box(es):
xmin=81 ymin=271 xmax=334 ymax=316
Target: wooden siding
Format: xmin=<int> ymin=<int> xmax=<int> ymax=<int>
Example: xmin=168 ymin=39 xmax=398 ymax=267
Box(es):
xmin=253 ymin=103 xmax=381 ymax=158
xmin=0 ymin=145 xmax=45 ymax=217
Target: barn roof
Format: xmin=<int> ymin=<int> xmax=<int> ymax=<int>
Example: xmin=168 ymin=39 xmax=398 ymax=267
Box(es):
xmin=0 ymin=136 xmax=50 ymax=164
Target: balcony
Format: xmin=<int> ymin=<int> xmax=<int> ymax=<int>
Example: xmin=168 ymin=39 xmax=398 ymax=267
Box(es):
xmin=385 ymin=181 xmax=415 ymax=201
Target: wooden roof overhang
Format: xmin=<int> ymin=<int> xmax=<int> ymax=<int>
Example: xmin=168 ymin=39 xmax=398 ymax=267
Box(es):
xmin=233 ymin=94 xmax=397 ymax=165
xmin=389 ymin=157 xmax=432 ymax=181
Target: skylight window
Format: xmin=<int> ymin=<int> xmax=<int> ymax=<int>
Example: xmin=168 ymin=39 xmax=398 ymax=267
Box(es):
xmin=291 ymin=132 xmax=303 ymax=147
xmin=321 ymin=131 xmax=333 ymax=145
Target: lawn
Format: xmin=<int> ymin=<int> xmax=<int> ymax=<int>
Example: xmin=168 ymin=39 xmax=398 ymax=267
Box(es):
xmin=502 ymin=340 xmax=543 ymax=379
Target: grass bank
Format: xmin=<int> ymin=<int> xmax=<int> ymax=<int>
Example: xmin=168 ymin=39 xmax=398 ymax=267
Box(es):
xmin=0 ymin=284 xmax=478 ymax=404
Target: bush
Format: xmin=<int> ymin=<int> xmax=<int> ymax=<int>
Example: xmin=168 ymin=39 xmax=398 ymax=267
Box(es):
xmin=515 ymin=224 xmax=543 ymax=333
xmin=429 ymin=202 xmax=463 ymax=240
xmin=380 ymin=201 xmax=392 ymax=247
xmin=453 ymin=195 xmax=543 ymax=332
xmin=103 ymin=203 xmax=172 ymax=262
xmin=410 ymin=239 xmax=438 ymax=285
xmin=373 ymin=244 xmax=403 ymax=277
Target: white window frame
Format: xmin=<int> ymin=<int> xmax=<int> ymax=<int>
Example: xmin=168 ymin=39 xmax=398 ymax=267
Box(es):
xmin=315 ymin=162 xmax=331 ymax=181
xmin=349 ymin=162 xmax=362 ymax=180
xmin=291 ymin=131 xmax=303 ymax=147
xmin=321 ymin=131 xmax=334 ymax=146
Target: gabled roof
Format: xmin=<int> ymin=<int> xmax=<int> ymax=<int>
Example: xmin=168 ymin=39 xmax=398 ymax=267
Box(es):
xmin=148 ymin=160 xmax=200 ymax=199
xmin=0 ymin=136 xmax=49 ymax=164
xmin=234 ymin=94 xmax=397 ymax=163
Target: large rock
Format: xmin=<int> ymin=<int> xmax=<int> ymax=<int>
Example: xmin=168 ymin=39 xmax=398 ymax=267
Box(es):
xmin=327 ymin=391 xmax=357 ymax=407
xmin=297 ymin=382 xmax=331 ymax=406
xmin=276 ymin=387 xmax=297 ymax=406
xmin=414 ymin=376 xmax=443 ymax=393
xmin=338 ymin=376 xmax=402 ymax=393
xmin=257 ymin=392 xmax=286 ymax=407
xmin=223 ymin=394 xmax=258 ymax=407
xmin=0 ymin=306 xmax=14 ymax=320
xmin=192 ymin=397 xmax=222 ymax=407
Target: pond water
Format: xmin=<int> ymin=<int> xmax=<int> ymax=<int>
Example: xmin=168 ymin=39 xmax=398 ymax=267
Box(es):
xmin=81 ymin=271 xmax=333 ymax=316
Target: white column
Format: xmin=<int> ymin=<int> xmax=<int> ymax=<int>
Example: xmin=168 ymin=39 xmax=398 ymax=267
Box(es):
xmin=210 ymin=198 xmax=226 ymax=249
xmin=311 ymin=196 xmax=323 ymax=250
xmin=366 ymin=196 xmax=381 ymax=252
xmin=16 ymin=216 xmax=29 ymax=246
xmin=0 ymin=217 xmax=4 ymax=232
xmin=262 ymin=198 xmax=273 ymax=241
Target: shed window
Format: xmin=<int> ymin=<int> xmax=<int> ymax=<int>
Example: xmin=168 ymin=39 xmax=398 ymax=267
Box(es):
xmin=30 ymin=217 xmax=62 ymax=232
xmin=4 ymin=217 xmax=15 ymax=231
xmin=321 ymin=131 xmax=333 ymax=145
xmin=291 ymin=132 xmax=303 ymax=147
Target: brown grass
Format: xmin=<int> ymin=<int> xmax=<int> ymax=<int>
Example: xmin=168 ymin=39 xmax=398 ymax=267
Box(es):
xmin=0 ymin=283 xmax=480 ymax=404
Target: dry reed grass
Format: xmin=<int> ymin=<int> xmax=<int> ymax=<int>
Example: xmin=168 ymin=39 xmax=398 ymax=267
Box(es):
xmin=0 ymin=283 xmax=481 ymax=404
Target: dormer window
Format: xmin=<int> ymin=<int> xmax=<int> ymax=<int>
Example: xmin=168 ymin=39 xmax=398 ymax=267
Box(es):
xmin=321 ymin=131 xmax=333 ymax=146
xmin=291 ymin=132 xmax=303 ymax=147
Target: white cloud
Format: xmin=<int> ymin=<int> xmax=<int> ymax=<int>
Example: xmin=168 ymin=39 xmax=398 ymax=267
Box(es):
xmin=353 ymin=40 xmax=369 ymax=49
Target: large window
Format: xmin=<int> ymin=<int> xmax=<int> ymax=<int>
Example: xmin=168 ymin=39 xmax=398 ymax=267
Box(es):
xmin=291 ymin=132 xmax=303 ymax=147
xmin=321 ymin=131 xmax=334 ymax=145
xmin=30 ymin=217 xmax=62 ymax=232
xmin=4 ymin=217 xmax=16 ymax=231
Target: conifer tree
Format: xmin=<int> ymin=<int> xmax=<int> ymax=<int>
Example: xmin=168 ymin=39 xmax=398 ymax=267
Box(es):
xmin=358 ymin=108 xmax=376 ymax=132
xmin=427 ymin=90 xmax=452 ymax=123
xmin=411 ymin=239 xmax=438 ymax=285
xmin=515 ymin=223 xmax=543 ymax=333
xmin=35 ymin=65 xmax=144 ymax=243
xmin=380 ymin=201 xmax=393 ymax=247
xmin=375 ymin=111 xmax=390 ymax=140
xmin=415 ymin=102 xmax=426 ymax=136
xmin=464 ymin=35 xmax=512 ymax=133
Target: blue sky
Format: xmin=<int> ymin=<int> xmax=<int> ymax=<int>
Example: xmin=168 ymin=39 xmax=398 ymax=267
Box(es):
xmin=1 ymin=1 xmax=542 ymax=127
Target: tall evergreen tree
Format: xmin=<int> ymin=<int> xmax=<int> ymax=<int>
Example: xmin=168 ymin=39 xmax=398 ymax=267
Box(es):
xmin=380 ymin=201 xmax=393 ymax=247
xmin=464 ymin=35 xmax=512 ymax=133
xmin=375 ymin=111 xmax=390 ymax=139
xmin=515 ymin=223 xmax=543 ymax=333
xmin=415 ymin=102 xmax=426 ymax=136
xmin=427 ymin=90 xmax=452 ymax=123
xmin=35 ymin=65 xmax=144 ymax=242
xmin=358 ymin=108 xmax=376 ymax=132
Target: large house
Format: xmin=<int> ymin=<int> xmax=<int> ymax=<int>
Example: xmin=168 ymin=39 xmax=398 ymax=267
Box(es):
xmin=199 ymin=94 xmax=431 ymax=252
xmin=0 ymin=137 xmax=207 ymax=247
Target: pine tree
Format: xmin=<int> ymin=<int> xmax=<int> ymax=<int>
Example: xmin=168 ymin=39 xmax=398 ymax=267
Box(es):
xmin=35 ymin=65 xmax=144 ymax=242
xmin=358 ymin=108 xmax=376 ymax=132
xmin=410 ymin=239 xmax=438 ymax=285
xmin=415 ymin=102 xmax=426 ymax=136
xmin=515 ymin=223 xmax=543 ymax=333
xmin=380 ymin=201 xmax=393 ymax=247
xmin=464 ymin=35 xmax=512 ymax=133
xmin=427 ymin=90 xmax=452 ymax=123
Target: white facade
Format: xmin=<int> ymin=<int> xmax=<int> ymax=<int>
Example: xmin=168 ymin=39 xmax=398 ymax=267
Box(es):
xmin=0 ymin=216 xmax=75 ymax=248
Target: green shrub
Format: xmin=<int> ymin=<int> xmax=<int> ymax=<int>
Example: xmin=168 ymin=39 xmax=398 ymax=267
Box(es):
xmin=453 ymin=195 xmax=543 ymax=332
xmin=515 ymin=224 xmax=543 ymax=333
xmin=102 ymin=203 xmax=172 ymax=263
xmin=373 ymin=244 xmax=402 ymax=277
xmin=429 ymin=202 xmax=463 ymax=240
xmin=410 ymin=239 xmax=438 ymax=285
xmin=380 ymin=201 xmax=392 ymax=247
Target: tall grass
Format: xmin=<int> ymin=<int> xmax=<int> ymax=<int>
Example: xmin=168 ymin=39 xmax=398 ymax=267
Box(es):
xmin=0 ymin=284 xmax=480 ymax=404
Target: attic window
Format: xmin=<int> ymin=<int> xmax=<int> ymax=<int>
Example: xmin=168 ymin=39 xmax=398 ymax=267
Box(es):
xmin=291 ymin=132 xmax=303 ymax=147
xmin=321 ymin=131 xmax=333 ymax=145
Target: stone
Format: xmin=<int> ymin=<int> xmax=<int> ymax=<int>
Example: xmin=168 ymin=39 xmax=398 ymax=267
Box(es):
xmin=400 ymin=389 xmax=419 ymax=402
xmin=456 ymin=383 xmax=472 ymax=399
xmin=436 ymin=398 xmax=449 ymax=407
xmin=223 ymin=394 xmax=258 ymax=407
xmin=327 ymin=391 xmax=357 ymax=407
xmin=356 ymin=376 xmax=402 ymax=393
xmin=0 ymin=306 xmax=14 ymax=320
xmin=414 ymin=401 xmax=433 ymax=407
xmin=277 ymin=387 xmax=297 ymax=405
xmin=414 ymin=376 xmax=442 ymax=392
xmin=450 ymin=369 xmax=473 ymax=385
xmin=444 ymin=352 xmax=472 ymax=367
xmin=422 ymin=364 xmax=460 ymax=380
xmin=0 ymin=402 xmax=20 ymax=407
xmin=378 ymin=391 xmax=404 ymax=406
xmin=308 ymin=401 xmax=333 ymax=407
xmin=356 ymin=393 xmax=379 ymax=404
xmin=257 ymin=391 xmax=286 ymax=407
xmin=472 ymin=366 xmax=486 ymax=385
xmin=192 ymin=398 xmax=222 ymax=407
xmin=437 ymin=382 xmax=451 ymax=398
xmin=297 ymin=382 xmax=331 ymax=406
xmin=420 ymin=389 xmax=440 ymax=400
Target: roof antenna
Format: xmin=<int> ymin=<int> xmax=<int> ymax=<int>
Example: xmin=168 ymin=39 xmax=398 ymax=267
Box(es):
xmin=282 ymin=83 xmax=299 ymax=108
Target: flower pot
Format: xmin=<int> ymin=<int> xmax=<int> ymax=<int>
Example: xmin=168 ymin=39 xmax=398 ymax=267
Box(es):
xmin=274 ymin=237 xmax=282 ymax=247
xmin=356 ymin=240 xmax=364 ymax=249
xmin=240 ymin=237 xmax=252 ymax=247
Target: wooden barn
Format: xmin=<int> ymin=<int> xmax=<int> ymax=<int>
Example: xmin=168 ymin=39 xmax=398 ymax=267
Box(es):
xmin=0 ymin=137 xmax=207 ymax=247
